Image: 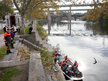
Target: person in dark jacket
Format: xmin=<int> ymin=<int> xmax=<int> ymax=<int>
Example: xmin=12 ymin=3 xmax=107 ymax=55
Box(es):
xmin=29 ymin=27 xmax=33 ymax=34
xmin=4 ymin=29 xmax=12 ymax=54
xmin=10 ymin=28 xmax=15 ymax=48
xmin=3 ymin=25 xmax=7 ymax=33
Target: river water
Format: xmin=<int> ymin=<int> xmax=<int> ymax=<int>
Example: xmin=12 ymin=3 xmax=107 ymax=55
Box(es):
xmin=43 ymin=20 xmax=108 ymax=81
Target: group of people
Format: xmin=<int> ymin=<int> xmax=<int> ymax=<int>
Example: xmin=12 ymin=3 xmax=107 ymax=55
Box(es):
xmin=3 ymin=25 xmax=17 ymax=33
xmin=53 ymin=51 xmax=81 ymax=78
xmin=3 ymin=25 xmax=16 ymax=55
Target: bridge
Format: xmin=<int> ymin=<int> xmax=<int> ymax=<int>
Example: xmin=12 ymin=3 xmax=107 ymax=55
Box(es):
xmin=59 ymin=4 xmax=92 ymax=7
xmin=50 ymin=9 xmax=91 ymax=12
xmin=13 ymin=3 xmax=95 ymax=12
xmin=14 ymin=8 xmax=91 ymax=12
xmin=47 ymin=0 xmax=100 ymax=35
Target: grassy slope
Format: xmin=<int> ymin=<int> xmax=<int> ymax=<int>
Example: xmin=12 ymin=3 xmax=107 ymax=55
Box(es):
xmin=0 ymin=29 xmax=4 ymax=34
xmin=36 ymin=22 xmax=48 ymax=40
xmin=0 ymin=46 xmax=6 ymax=59
xmin=0 ymin=67 xmax=21 ymax=81
xmin=40 ymin=48 xmax=54 ymax=71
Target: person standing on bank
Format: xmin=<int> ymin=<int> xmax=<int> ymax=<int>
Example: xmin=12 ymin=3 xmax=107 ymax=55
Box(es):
xmin=29 ymin=26 xmax=33 ymax=34
xmin=10 ymin=28 xmax=15 ymax=48
xmin=4 ymin=29 xmax=12 ymax=54
xmin=3 ymin=25 xmax=7 ymax=33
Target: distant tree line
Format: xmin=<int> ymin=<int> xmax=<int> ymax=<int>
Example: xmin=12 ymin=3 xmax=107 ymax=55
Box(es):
xmin=81 ymin=1 xmax=108 ymax=23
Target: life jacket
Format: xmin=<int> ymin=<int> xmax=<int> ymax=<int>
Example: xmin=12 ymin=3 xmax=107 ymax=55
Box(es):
xmin=65 ymin=57 xmax=70 ymax=61
xmin=60 ymin=61 xmax=67 ymax=66
xmin=4 ymin=32 xmax=11 ymax=43
xmin=53 ymin=53 xmax=58 ymax=57
xmin=65 ymin=56 xmax=70 ymax=61
xmin=62 ymin=62 xmax=67 ymax=66
xmin=59 ymin=62 xmax=64 ymax=66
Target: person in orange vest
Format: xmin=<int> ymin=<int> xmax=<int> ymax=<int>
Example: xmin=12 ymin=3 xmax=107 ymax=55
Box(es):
xmin=61 ymin=61 xmax=67 ymax=71
xmin=65 ymin=56 xmax=70 ymax=61
xmin=59 ymin=61 xmax=64 ymax=66
xmin=4 ymin=29 xmax=12 ymax=54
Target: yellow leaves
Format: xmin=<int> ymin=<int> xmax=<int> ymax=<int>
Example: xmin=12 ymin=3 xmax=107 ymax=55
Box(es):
xmin=25 ymin=0 xmax=59 ymax=20
xmin=2 ymin=0 xmax=13 ymax=7
xmin=86 ymin=0 xmax=108 ymax=21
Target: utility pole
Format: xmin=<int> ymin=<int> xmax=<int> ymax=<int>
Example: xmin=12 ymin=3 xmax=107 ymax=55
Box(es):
xmin=48 ymin=8 xmax=51 ymax=35
xmin=68 ymin=11 xmax=70 ymax=30
xmin=69 ymin=6 xmax=71 ymax=35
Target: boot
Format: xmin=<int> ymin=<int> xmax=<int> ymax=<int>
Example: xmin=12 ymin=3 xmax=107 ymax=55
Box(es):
xmin=7 ymin=50 xmax=9 ymax=55
xmin=11 ymin=43 xmax=14 ymax=49
xmin=9 ymin=50 xmax=12 ymax=53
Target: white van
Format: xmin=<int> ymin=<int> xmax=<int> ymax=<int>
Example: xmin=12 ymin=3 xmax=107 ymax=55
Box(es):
xmin=5 ymin=14 xmax=21 ymax=31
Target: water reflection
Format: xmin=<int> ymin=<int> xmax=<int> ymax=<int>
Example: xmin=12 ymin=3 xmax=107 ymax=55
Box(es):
xmin=48 ymin=36 xmax=108 ymax=81
xmin=85 ymin=22 xmax=108 ymax=35
xmin=43 ymin=20 xmax=108 ymax=81
xmin=43 ymin=20 xmax=108 ymax=36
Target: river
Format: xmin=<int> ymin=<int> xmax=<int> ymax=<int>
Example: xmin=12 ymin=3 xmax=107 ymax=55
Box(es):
xmin=43 ymin=20 xmax=108 ymax=81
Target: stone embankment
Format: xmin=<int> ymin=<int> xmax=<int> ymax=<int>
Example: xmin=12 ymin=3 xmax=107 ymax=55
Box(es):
xmin=29 ymin=51 xmax=46 ymax=81
xmin=0 ymin=20 xmax=66 ymax=81
xmin=19 ymin=20 xmax=66 ymax=81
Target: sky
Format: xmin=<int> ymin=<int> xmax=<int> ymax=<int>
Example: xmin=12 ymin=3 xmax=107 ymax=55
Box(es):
xmin=52 ymin=0 xmax=95 ymax=13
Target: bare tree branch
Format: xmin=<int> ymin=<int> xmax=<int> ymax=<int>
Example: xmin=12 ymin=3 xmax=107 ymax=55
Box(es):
xmin=22 ymin=0 xmax=27 ymax=15
xmin=25 ymin=0 xmax=32 ymax=10
xmin=23 ymin=0 xmax=32 ymax=15
xmin=13 ymin=0 xmax=21 ymax=13
xmin=23 ymin=0 xmax=26 ymax=10
xmin=25 ymin=0 xmax=47 ymax=15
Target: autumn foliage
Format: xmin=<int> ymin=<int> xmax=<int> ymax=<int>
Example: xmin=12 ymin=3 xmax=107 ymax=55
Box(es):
xmin=85 ymin=0 xmax=108 ymax=22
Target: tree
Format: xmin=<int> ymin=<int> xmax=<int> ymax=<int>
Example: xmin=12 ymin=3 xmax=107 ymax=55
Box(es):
xmin=13 ymin=0 xmax=60 ymax=34
xmin=0 ymin=0 xmax=13 ymax=20
xmin=85 ymin=0 xmax=108 ymax=23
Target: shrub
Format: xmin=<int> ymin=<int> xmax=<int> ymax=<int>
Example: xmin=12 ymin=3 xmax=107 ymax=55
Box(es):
xmin=36 ymin=22 xmax=48 ymax=40
xmin=24 ymin=26 xmax=31 ymax=34
xmin=0 ymin=29 xmax=4 ymax=34
xmin=40 ymin=48 xmax=54 ymax=71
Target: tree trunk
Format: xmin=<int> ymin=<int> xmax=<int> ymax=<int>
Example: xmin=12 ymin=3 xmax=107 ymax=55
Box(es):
xmin=20 ymin=15 xmax=25 ymax=34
